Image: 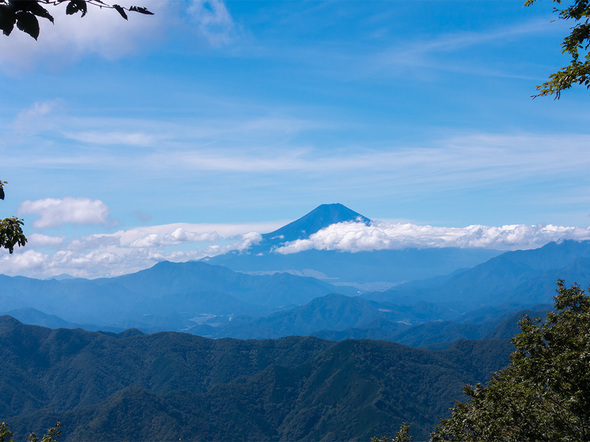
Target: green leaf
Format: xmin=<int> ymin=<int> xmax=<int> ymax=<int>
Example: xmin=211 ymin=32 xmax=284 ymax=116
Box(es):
xmin=25 ymin=2 xmax=54 ymax=23
xmin=66 ymin=0 xmax=87 ymax=18
xmin=0 ymin=217 xmax=27 ymax=253
xmin=129 ymin=6 xmax=154 ymax=15
xmin=113 ymin=4 xmax=128 ymax=20
xmin=15 ymin=11 xmax=39 ymax=40
xmin=0 ymin=5 xmax=16 ymax=36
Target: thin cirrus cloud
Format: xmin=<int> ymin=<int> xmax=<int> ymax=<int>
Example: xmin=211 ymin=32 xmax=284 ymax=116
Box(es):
xmin=19 ymin=197 xmax=112 ymax=229
xmin=10 ymin=99 xmax=590 ymax=184
xmin=275 ymin=221 xmax=590 ymax=255
xmin=371 ymin=18 xmax=564 ymax=78
xmin=188 ymin=0 xmax=239 ymax=46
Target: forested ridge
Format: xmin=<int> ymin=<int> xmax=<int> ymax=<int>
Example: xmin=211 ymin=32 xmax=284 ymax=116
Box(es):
xmin=0 ymin=316 xmax=512 ymax=441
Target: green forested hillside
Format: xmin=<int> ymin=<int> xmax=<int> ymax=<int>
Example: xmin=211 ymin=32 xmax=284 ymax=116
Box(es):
xmin=0 ymin=316 xmax=513 ymax=441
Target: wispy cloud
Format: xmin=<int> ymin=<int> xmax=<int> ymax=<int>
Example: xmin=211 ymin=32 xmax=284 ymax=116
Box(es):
xmin=64 ymin=131 xmax=158 ymax=147
xmin=5 ymin=100 xmax=590 ymax=200
xmin=187 ymin=0 xmax=238 ymax=46
xmin=374 ymin=18 xmax=562 ymax=69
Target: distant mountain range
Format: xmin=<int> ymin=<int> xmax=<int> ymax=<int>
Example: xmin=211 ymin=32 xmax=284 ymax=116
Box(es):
xmin=0 ymin=204 xmax=588 ymax=345
xmin=0 ymin=260 xmax=354 ymax=332
xmin=365 ymin=239 xmax=590 ymax=309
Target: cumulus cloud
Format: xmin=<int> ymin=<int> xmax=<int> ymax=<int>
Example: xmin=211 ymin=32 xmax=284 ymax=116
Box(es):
xmin=128 ymin=228 xmax=220 ymax=248
xmin=27 ymin=234 xmax=66 ymax=247
xmin=0 ymin=221 xmax=278 ymax=279
xmin=275 ymin=221 xmax=590 ymax=254
xmin=19 ymin=197 xmax=112 ymax=229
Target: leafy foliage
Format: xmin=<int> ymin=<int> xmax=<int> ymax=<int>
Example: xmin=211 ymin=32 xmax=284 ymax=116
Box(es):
xmin=0 ymin=217 xmax=27 ymax=254
xmin=431 ymin=280 xmax=590 ymax=441
xmin=0 ymin=422 xmax=13 ymax=442
xmin=372 ymin=423 xmax=414 ymax=442
xmin=0 ymin=181 xmax=26 ymax=254
xmin=525 ymin=0 xmax=590 ymax=98
xmin=25 ymin=422 xmax=62 ymax=442
xmin=0 ymin=421 xmax=61 ymax=442
xmin=0 ymin=0 xmax=153 ymax=40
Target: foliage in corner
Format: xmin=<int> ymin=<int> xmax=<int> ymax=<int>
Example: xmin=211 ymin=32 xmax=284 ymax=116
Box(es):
xmin=372 ymin=423 xmax=413 ymax=442
xmin=25 ymin=421 xmax=62 ymax=442
xmin=0 ymin=181 xmax=27 ymax=254
xmin=0 ymin=0 xmax=153 ymax=40
xmin=0 ymin=421 xmax=62 ymax=442
xmin=431 ymin=280 xmax=590 ymax=441
xmin=525 ymin=0 xmax=590 ymax=98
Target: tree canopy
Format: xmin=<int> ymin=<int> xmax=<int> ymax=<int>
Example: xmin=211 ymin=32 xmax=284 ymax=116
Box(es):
xmin=525 ymin=0 xmax=590 ymax=98
xmin=0 ymin=0 xmax=153 ymax=40
xmin=431 ymin=280 xmax=590 ymax=441
xmin=0 ymin=181 xmax=26 ymax=254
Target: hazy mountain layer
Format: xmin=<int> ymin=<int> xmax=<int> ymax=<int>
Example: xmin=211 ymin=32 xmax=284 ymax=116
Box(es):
xmin=205 ymin=248 xmax=501 ymax=289
xmin=0 ymin=261 xmax=355 ymax=332
xmin=365 ymin=240 xmax=590 ymax=310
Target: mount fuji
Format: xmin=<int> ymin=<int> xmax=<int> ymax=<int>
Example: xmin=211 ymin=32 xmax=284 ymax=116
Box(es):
xmin=205 ymin=203 xmax=501 ymax=289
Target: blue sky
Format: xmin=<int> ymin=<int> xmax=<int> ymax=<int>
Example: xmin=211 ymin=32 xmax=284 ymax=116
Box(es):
xmin=1 ymin=0 xmax=590 ymax=278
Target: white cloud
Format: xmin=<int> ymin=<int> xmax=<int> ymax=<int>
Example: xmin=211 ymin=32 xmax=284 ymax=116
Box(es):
xmin=114 ymin=221 xmax=279 ymax=246
xmin=0 ymin=221 xmax=279 ymax=279
xmin=275 ymin=221 xmax=590 ymax=254
xmin=2 ymin=207 xmax=590 ymax=280
xmin=27 ymin=234 xmax=66 ymax=247
xmin=3 ymin=217 xmax=590 ymax=280
xmin=19 ymin=197 xmax=112 ymax=229
xmin=128 ymin=228 xmax=220 ymax=248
